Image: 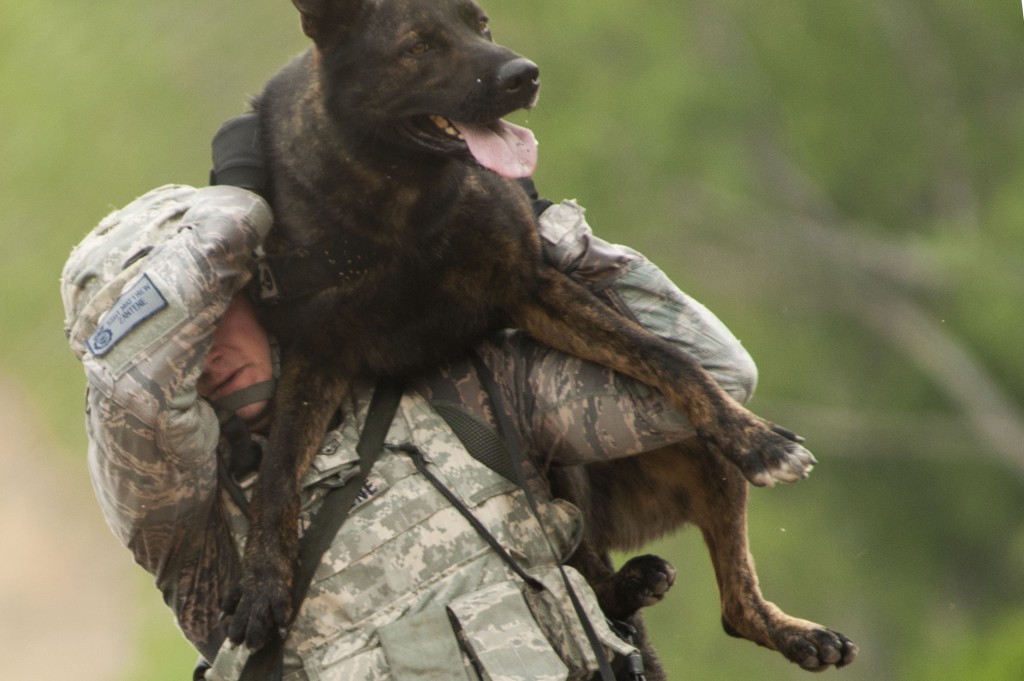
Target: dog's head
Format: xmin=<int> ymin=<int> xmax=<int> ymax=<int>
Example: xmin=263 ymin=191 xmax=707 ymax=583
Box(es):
xmin=291 ymin=0 xmax=539 ymax=178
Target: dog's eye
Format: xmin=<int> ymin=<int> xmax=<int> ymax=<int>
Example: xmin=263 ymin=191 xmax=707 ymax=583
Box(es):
xmin=478 ymin=19 xmax=492 ymax=39
xmin=409 ymin=41 xmax=431 ymax=55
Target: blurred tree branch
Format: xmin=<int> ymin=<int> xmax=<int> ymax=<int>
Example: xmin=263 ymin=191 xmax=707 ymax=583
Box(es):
xmin=746 ymin=148 xmax=1024 ymax=474
xmin=855 ymin=290 xmax=1024 ymax=475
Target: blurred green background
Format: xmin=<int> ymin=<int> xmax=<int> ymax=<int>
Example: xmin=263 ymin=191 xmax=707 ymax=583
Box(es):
xmin=2 ymin=1 xmax=1023 ymax=679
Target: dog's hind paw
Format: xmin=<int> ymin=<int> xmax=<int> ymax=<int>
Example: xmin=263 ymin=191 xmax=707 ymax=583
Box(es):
xmin=774 ymin=623 xmax=859 ymax=671
xmin=724 ymin=612 xmax=858 ymax=672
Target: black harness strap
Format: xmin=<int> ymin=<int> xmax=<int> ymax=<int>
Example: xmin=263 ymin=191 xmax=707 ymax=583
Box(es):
xmin=431 ymin=401 xmax=518 ymax=483
xmin=210 ymin=380 xmax=275 ymax=416
xmin=291 ymin=381 xmax=404 ymax=614
xmin=466 ymin=351 xmax=620 ymax=681
xmin=236 ymin=381 xmax=404 ymax=681
xmin=396 ymin=442 xmax=546 ymax=592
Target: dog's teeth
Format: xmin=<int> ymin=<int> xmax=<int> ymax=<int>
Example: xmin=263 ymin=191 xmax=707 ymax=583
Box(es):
xmin=429 ymin=115 xmax=463 ymax=139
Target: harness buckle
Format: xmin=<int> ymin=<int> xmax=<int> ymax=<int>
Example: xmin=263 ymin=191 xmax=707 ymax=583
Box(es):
xmin=252 ymin=246 xmax=282 ymax=304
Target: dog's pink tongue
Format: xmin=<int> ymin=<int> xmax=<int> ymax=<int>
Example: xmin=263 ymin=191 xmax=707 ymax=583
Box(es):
xmin=454 ymin=119 xmax=538 ymax=178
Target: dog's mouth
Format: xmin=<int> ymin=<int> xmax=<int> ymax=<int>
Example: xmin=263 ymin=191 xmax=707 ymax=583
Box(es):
xmin=407 ymin=114 xmax=538 ymax=179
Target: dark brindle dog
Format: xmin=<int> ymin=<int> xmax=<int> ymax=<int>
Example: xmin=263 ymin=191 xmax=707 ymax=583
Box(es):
xmin=227 ymin=0 xmax=857 ymax=672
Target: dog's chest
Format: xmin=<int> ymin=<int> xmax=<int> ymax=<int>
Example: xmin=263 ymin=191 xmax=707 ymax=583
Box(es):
xmin=265 ymin=220 xmax=528 ymax=376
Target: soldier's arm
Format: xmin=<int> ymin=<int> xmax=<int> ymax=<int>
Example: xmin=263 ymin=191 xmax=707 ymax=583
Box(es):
xmin=62 ymin=185 xmax=270 ymax=655
xmin=518 ymin=200 xmax=759 ymax=464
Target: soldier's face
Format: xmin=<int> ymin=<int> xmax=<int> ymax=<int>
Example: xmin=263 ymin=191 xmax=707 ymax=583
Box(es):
xmin=198 ymin=294 xmax=273 ymax=426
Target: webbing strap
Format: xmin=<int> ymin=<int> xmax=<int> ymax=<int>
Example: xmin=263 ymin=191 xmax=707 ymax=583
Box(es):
xmin=210 ymin=380 xmax=276 ymax=415
xmin=397 ymin=442 xmax=545 ymax=591
xmin=431 ymin=401 xmax=517 ymax=483
xmin=467 ymin=352 xmax=619 ymax=681
xmin=237 ymin=381 xmax=403 ymax=681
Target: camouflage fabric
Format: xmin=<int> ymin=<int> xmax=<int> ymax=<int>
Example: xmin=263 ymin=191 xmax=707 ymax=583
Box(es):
xmin=60 ymin=187 xmax=758 ymax=676
xmin=444 ymin=563 xmax=637 ymax=681
xmin=61 ymin=184 xmax=272 ymax=655
xmin=206 ymin=389 xmax=636 ymax=681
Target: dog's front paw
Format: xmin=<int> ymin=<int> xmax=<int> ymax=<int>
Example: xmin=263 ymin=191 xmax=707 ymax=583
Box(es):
xmin=745 ymin=421 xmax=817 ymax=487
xmin=613 ymin=554 xmax=677 ymax=613
xmin=700 ymin=415 xmax=817 ymax=488
xmin=773 ymin=623 xmax=859 ymax=671
xmin=224 ymin=561 xmax=294 ymax=650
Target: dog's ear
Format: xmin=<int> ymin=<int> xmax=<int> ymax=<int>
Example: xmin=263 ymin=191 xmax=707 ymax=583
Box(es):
xmin=292 ymin=0 xmax=361 ymax=43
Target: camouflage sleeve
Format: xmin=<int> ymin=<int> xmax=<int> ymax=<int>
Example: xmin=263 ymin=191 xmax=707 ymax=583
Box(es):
xmin=61 ymin=185 xmax=271 ymax=653
xmin=522 ymin=200 xmax=760 ymax=464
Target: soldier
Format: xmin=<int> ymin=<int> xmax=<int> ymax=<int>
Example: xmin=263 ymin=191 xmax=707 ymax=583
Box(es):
xmin=60 ymin=125 xmax=757 ymax=681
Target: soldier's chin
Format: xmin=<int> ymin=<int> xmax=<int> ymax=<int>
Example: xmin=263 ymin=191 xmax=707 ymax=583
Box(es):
xmin=238 ymin=400 xmax=272 ymax=430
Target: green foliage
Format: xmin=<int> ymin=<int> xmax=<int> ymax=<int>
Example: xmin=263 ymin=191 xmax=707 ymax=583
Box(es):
xmin=4 ymin=1 xmax=1022 ymax=679
xmin=905 ymin=609 xmax=1024 ymax=681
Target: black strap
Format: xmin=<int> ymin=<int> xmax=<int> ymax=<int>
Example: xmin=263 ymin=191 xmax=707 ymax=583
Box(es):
xmin=431 ymin=401 xmax=517 ymax=483
xmin=467 ymin=352 xmax=619 ymax=681
xmin=237 ymin=381 xmax=404 ymax=681
xmin=210 ymin=380 xmax=276 ymax=416
xmin=292 ymin=381 xmax=404 ymax=611
xmin=216 ymin=415 xmax=256 ymax=517
xmin=210 ymin=112 xmax=268 ymax=196
xmin=396 ymin=442 xmax=545 ymax=591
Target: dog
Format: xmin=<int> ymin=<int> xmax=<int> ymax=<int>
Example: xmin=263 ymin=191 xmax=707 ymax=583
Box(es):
xmin=226 ymin=0 xmax=855 ymax=673
xmin=553 ymin=439 xmax=858 ymax=676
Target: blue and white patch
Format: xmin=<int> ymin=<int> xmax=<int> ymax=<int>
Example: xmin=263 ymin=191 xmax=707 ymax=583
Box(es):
xmin=87 ymin=273 xmax=168 ymax=357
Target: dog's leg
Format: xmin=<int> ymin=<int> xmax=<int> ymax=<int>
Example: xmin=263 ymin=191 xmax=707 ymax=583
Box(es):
xmin=550 ymin=467 xmax=677 ymax=619
xmin=592 ymin=440 xmax=858 ymax=671
xmin=686 ymin=441 xmax=859 ymax=670
xmin=512 ymin=268 xmax=816 ymax=488
xmin=225 ymin=354 xmax=350 ymax=649
xmin=549 ymin=465 xmax=675 ymax=681
xmin=586 ymin=553 xmax=676 ymax=681
xmin=564 ymin=542 xmax=674 ymax=681
xmin=547 ymin=466 xmax=674 ymax=680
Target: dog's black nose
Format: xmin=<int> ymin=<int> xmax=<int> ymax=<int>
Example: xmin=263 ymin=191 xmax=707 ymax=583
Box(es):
xmin=497 ymin=58 xmax=540 ymax=98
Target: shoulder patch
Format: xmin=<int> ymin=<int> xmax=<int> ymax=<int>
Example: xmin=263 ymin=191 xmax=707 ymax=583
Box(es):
xmin=87 ymin=273 xmax=169 ymax=356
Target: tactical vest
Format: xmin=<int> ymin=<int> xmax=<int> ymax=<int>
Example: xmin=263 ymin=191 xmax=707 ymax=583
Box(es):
xmin=206 ymin=390 xmax=635 ymax=681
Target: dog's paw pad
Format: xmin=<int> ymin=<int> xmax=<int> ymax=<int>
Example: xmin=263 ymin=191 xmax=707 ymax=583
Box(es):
xmin=779 ymin=626 xmax=859 ymax=671
xmin=617 ymin=554 xmax=677 ymax=607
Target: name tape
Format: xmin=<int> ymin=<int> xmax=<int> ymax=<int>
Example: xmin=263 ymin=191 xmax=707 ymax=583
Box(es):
xmin=87 ymin=273 xmax=168 ymax=356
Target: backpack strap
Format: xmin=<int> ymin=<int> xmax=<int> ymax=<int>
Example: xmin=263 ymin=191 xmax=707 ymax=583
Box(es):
xmin=431 ymin=401 xmax=517 ymax=483
xmin=237 ymin=381 xmax=404 ymax=681
xmin=396 ymin=442 xmax=545 ymax=592
xmin=465 ymin=351 xmax=621 ymax=681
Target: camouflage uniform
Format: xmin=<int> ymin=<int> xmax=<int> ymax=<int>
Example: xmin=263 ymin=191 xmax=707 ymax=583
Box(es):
xmin=61 ymin=185 xmax=758 ymax=680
